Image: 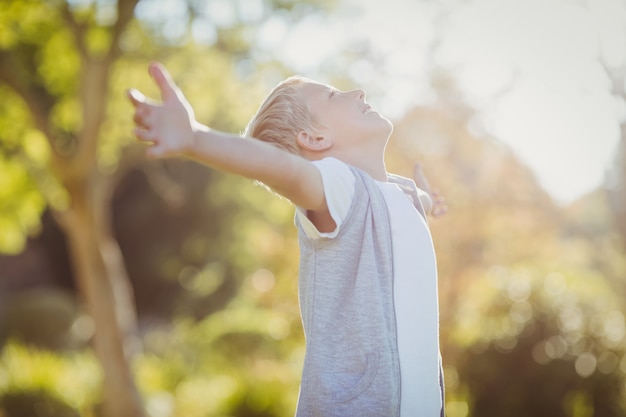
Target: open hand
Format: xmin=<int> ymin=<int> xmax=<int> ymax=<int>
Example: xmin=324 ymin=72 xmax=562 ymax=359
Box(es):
xmin=413 ymin=163 xmax=447 ymax=218
xmin=127 ymin=62 xmax=197 ymax=158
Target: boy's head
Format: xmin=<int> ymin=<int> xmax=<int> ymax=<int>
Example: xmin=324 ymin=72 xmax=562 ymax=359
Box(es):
xmin=245 ymin=76 xmax=318 ymax=155
xmin=245 ymin=76 xmax=393 ymax=159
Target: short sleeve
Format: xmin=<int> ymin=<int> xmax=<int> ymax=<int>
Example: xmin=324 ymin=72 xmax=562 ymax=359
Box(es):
xmin=415 ymin=186 xmax=432 ymax=215
xmin=295 ymin=157 xmax=356 ymax=239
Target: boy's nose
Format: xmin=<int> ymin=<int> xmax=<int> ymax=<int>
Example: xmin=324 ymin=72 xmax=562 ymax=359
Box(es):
xmin=352 ymin=89 xmax=366 ymax=101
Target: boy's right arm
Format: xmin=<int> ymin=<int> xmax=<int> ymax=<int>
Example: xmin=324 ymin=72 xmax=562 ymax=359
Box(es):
xmin=127 ymin=62 xmax=326 ymax=212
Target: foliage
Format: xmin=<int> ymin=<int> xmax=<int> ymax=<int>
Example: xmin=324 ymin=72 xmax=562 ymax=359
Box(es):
xmin=385 ymin=74 xmax=626 ymax=417
xmin=0 ymin=0 xmax=78 ymax=253
xmin=0 ymin=86 xmax=58 ymax=254
xmin=0 ymin=342 xmax=101 ymax=414
xmin=0 ymin=290 xmax=305 ymax=417
xmin=0 ymin=0 xmax=327 ymax=415
xmin=134 ymin=302 xmax=303 ymax=417
xmin=0 ymin=288 xmax=89 ymax=351
xmin=452 ymin=264 xmax=626 ymax=417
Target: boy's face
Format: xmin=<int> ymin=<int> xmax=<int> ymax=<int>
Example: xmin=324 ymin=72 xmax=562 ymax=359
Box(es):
xmin=299 ymin=82 xmax=392 ymax=149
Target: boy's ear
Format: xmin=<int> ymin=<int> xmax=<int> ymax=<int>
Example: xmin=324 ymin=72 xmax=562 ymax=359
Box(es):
xmin=297 ymin=131 xmax=332 ymax=152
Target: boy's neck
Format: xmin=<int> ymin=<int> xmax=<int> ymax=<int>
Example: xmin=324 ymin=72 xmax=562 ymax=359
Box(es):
xmin=351 ymin=157 xmax=387 ymax=181
xmin=344 ymin=135 xmax=390 ymax=182
xmin=322 ymin=148 xmax=388 ymax=182
xmin=302 ymin=136 xmax=390 ymax=181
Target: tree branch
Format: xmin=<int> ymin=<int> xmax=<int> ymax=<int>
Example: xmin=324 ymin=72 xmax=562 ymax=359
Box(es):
xmin=142 ymin=161 xmax=187 ymax=211
xmin=110 ymin=144 xmax=144 ymax=196
xmin=61 ymin=1 xmax=88 ymax=57
xmin=107 ymin=0 xmax=141 ymax=63
xmin=108 ymin=144 xmax=188 ymax=212
xmin=73 ymin=0 xmax=140 ymax=179
xmin=0 ymin=51 xmax=64 ymax=165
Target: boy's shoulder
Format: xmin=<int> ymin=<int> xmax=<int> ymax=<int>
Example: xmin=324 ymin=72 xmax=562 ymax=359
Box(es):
xmin=311 ymin=157 xmax=357 ymax=181
xmin=387 ymin=173 xmax=429 ymax=218
xmin=387 ymin=173 xmax=417 ymax=189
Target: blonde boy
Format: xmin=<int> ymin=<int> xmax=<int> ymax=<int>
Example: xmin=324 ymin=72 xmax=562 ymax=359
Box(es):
xmin=128 ymin=63 xmax=446 ymax=417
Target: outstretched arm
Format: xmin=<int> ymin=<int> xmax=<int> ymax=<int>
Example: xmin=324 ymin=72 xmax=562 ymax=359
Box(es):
xmin=413 ymin=163 xmax=447 ymax=218
xmin=127 ymin=62 xmax=326 ymax=212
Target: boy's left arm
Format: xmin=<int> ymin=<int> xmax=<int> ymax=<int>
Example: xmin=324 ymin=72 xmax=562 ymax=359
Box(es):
xmin=413 ymin=163 xmax=447 ymax=218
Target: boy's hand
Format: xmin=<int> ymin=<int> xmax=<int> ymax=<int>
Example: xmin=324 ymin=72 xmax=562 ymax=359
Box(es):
xmin=127 ymin=62 xmax=198 ymax=159
xmin=413 ymin=163 xmax=447 ymax=218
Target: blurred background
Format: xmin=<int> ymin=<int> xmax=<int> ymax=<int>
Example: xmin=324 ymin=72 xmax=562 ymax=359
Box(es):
xmin=0 ymin=0 xmax=625 ymax=416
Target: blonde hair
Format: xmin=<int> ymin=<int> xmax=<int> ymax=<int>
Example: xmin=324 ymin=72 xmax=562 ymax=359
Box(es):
xmin=245 ymin=76 xmax=318 ymax=155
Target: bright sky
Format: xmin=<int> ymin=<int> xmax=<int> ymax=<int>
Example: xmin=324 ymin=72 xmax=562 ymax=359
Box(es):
xmin=268 ymin=0 xmax=625 ymax=204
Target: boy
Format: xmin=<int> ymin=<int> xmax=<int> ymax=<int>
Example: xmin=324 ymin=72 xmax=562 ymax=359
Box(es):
xmin=128 ymin=62 xmax=446 ymax=417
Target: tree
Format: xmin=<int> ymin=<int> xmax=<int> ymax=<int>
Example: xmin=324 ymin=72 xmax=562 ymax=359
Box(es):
xmin=1 ymin=1 xmax=144 ymax=416
xmin=0 ymin=1 xmax=336 ymax=415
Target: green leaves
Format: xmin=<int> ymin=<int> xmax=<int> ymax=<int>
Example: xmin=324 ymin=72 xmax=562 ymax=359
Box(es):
xmin=0 ymin=156 xmax=46 ymax=253
xmin=0 ymin=88 xmax=50 ymax=253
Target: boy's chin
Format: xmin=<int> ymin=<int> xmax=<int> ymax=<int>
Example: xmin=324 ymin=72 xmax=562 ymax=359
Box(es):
xmin=381 ymin=118 xmax=394 ymax=135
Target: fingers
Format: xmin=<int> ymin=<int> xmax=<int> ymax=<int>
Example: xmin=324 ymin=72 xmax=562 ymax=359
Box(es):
xmin=412 ymin=163 xmax=430 ymax=190
xmin=128 ymin=89 xmax=159 ymax=131
xmin=413 ymin=162 xmax=448 ymax=217
xmin=133 ymin=128 xmax=165 ymax=159
xmin=430 ymin=190 xmax=448 ymax=217
xmin=133 ymin=126 xmax=157 ymax=143
xmin=146 ymin=144 xmax=166 ymax=159
xmin=127 ymin=62 xmax=178 ymax=104
xmin=148 ymin=61 xmax=179 ymax=102
xmin=132 ymin=104 xmax=156 ymax=130
xmin=127 ymin=63 xmax=182 ymax=160
xmin=432 ymin=206 xmax=448 ymax=217
xmin=127 ymin=88 xmax=146 ymax=107
xmin=132 ymin=106 xmax=147 ymax=128
xmin=128 ymin=89 xmax=150 ymax=127
xmin=135 ymin=134 xmax=166 ymax=159
xmin=413 ymin=162 xmax=424 ymax=177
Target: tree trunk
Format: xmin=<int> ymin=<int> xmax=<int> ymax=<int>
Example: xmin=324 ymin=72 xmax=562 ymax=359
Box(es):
xmin=0 ymin=1 xmax=145 ymax=414
xmin=59 ymin=175 xmax=145 ymax=417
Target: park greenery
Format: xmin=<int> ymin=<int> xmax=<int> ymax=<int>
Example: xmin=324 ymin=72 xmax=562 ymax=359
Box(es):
xmin=0 ymin=1 xmax=625 ymax=417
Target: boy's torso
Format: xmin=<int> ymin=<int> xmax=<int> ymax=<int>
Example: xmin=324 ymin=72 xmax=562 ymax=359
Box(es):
xmin=294 ymin=159 xmax=442 ymax=417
